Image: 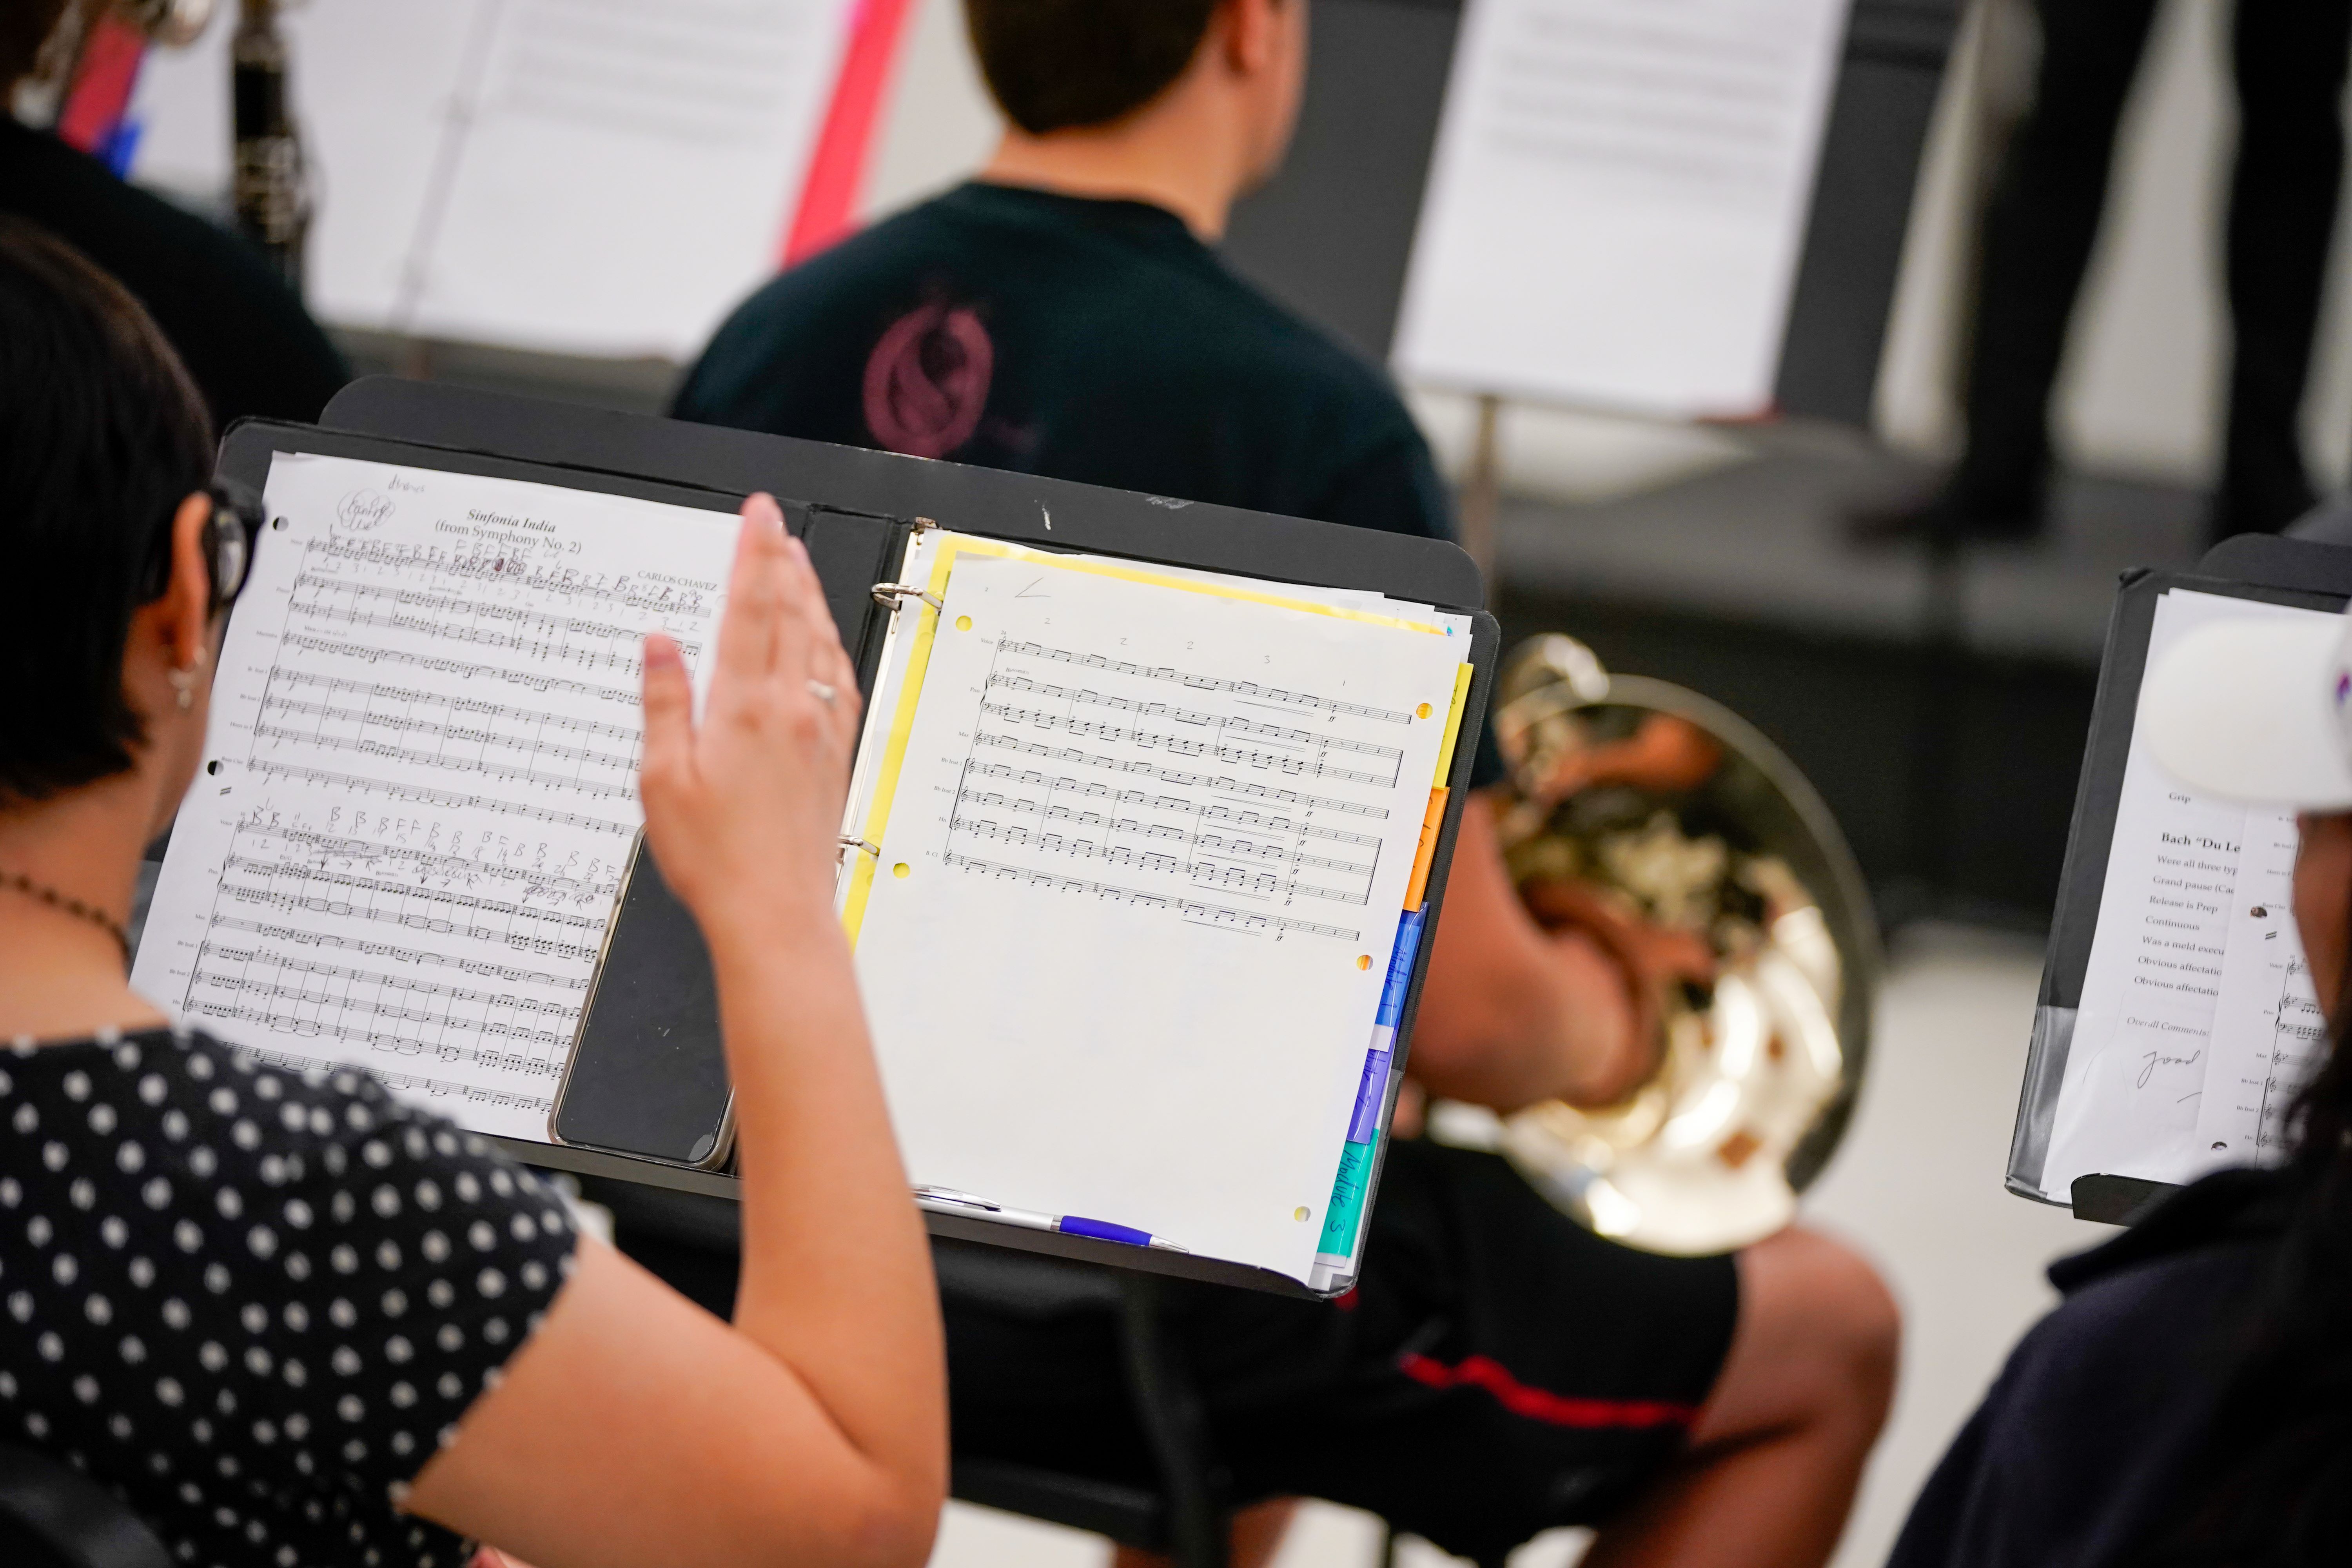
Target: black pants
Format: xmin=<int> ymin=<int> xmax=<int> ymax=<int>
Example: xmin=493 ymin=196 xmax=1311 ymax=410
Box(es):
xmin=1955 ymin=0 xmax=2352 ymax=537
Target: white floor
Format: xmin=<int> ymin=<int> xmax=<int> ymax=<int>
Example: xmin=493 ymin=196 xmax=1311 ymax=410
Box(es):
xmin=928 ymin=923 xmax=2092 ymax=1568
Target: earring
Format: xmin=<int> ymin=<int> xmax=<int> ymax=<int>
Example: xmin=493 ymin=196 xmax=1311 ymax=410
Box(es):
xmin=167 ymin=666 xmax=197 ymax=711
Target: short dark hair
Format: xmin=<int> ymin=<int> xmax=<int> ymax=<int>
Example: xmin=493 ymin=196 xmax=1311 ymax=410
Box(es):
xmin=0 ymin=217 xmax=215 ymax=804
xmin=965 ymin=0 xmax=1221 ymax=135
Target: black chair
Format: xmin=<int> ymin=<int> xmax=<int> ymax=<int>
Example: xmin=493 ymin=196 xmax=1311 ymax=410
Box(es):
xmin=0 ymin=1446 xmax=171 ymax=1568
xmin=932 ymin=1241 xmax=1233 ymax=1568
xmin=586 ymin=1176 xmax=1239 ymax=1568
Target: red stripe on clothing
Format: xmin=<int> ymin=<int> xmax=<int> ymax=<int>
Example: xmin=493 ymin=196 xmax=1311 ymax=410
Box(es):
xmin=57 ymin=15 xmax=147 ymax=154
xmin=782 ymin=0 xmax=918 ymax=265
xmin=1397 ymin=1352 xmax=1698 ymax=1431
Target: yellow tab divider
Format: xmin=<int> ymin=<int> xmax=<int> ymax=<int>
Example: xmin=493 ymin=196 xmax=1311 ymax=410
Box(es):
xmin=1434 ymin=661 xmax=1474 ymax=781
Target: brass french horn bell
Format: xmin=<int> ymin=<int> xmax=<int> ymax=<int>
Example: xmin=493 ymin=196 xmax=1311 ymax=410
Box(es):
xmin=1484 ymin=636 xmax=1878 ymax=1255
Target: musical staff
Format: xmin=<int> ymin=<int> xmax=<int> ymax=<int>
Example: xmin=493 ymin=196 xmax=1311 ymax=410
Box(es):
xmin=267 ymin=671 xmax=640 ymax=744
xmin=134 ymin=455 xmax=739 ymax=1142
xmin=245 ymin=761 xmax=635 ymax=834
xmin=279 ymin=633 xmax=640 ymax=703
xmin=1000 ymin=639 xmax=1416 ymax=724
xmin=935 ymin=625 xmax=1429 ymax=918
xmin=978 ymin=701 xmax=1400 ymax=788
xmin=942 ymin=852 xmax=1361 ymax=941
xmin=204 ymin=921 xmax=588 ymax=993
xmin=310 ymin=534 xmax=715 ymax=616
xmin=251 ymin=724 xmax=638 ymax=799
xmin=987 ymin=672 xmax=1406 ymax=761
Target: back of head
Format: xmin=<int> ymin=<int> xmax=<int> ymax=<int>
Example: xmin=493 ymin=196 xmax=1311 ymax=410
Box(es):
xmin=0 ymin=217 xmax=214 ymax=805
xmin=965 ymin=0 xmax=1219 ymax=133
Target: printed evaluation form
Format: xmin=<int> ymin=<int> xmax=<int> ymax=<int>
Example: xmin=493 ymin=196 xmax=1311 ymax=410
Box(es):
xmin=133 ymin=454 xmax=736 ymax=1141
xmin=2038 ymin=589 xmax=2329 ymax=1198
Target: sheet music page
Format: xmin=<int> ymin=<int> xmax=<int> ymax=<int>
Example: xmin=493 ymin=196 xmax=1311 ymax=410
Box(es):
xmin=849 ymin=548 xmax=1468 ymax=1280
xmin=1392 ymin=0 xmax=1852 ymax=416
xmin=2040 ymin=590 xmax=2337 ymax=1197
xmin=127 ymin=0 xmax=494 ymax=330
xmin=2193 ymin=813 xmax=2325 ymax=1160
xmin=132 ymin=454 xmax=736 ymax=1141
xmin=130 ymin=0 xmax=858 ymax=358
xmin=403 ymin=0 xmax=858 ymax=357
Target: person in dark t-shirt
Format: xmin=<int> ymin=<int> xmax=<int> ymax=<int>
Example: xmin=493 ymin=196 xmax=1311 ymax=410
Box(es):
xmin=3 ymin=1 xmax=346 ymax=429
xmin=675 ymin=5 xmax=1900 ymax=1566
xmin=677 ymin=182 xmax=1450 ymax=542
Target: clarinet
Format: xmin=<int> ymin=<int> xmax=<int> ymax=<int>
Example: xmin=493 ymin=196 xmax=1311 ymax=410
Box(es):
xmin=230 ymin=0 xmax=308 ymax=287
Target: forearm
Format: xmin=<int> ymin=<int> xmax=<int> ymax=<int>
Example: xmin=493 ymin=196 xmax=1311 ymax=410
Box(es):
xmin=1413 ymin=919 xmax=1642 ymax=1111
xmin=1407 ymin=794 xmax=1649 ymax=1112
xmin=708 ymin=918 xmax=945 ymax=1499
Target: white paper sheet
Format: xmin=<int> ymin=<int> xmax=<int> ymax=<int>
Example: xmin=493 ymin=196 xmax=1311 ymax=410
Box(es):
xmin=127 ymin=0 xmax=857 ymax=358
xmin=2039 ymin=589 xmax=2337 ymax=1197
xmin=1392 ymin=0 xmax=1851 ymax=416
xmin=2194 ymin=812 xmax=2325 ymax=1161
xmin=132 ymin=453 xmax=736 ymax=1140
xmin=847 ymin=547 xmax=1467 ymax=1280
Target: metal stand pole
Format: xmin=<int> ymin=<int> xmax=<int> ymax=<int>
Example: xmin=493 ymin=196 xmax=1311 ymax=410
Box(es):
xmin=1459 ymin=393 xmax=1504 ymax=596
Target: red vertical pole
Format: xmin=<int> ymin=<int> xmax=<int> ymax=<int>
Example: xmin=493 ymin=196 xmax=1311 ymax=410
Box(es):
xmin=781 ymin=0 xmax=918 ymax=267
xmin=56 ymin=14 xmax=150 ymax=158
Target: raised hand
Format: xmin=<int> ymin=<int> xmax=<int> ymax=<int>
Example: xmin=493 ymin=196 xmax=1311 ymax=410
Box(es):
xmin=637 ymin=493 xmax=862 ymax=937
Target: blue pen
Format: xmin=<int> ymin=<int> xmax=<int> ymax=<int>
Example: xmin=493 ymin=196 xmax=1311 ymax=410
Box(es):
xmin=914 ymin=1188 xmax=1189 ymax=1252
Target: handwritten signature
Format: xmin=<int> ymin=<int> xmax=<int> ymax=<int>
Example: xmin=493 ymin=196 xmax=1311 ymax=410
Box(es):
xmin=336 ymin=490 xmax=395 ymax=532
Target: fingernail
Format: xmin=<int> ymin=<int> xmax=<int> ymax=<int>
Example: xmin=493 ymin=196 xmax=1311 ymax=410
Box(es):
xmin=644 ymin=632 xmax=680 ymax=666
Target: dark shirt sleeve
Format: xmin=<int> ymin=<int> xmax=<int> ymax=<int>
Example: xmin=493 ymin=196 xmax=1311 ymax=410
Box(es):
xmin=1309 ymin=432 xmax=1507 ymax=791
xmin=1304 ymin=428 xmax=1457 ymax=543
xmin=0 ymin=126 xmax=348 ymax=429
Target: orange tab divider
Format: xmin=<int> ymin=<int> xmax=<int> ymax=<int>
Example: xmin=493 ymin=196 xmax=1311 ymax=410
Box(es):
xmin=1403 ymin=787 xmax=1450 ymax=912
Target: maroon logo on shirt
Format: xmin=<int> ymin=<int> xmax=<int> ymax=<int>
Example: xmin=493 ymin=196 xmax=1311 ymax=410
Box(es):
xmin=862 ymin=301 xmax=993 ymax=458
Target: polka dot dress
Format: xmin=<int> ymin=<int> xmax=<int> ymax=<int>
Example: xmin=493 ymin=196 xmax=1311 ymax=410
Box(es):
xmin=0 ymin=1025 xmax=576 ymax=1568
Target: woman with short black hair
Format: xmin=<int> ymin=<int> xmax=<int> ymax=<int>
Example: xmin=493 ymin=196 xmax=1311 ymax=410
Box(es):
xmin=0 ymin=217 xmax=946 ymax=1568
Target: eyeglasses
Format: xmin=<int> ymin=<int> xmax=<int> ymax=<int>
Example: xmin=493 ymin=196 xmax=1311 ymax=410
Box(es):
xmin=140 ymin=482 xmax=264 ymax=613
xmin=206 ymin=483 xmax=261 ymax=610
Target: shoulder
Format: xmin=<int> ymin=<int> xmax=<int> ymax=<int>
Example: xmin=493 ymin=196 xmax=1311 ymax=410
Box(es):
xmin=0 ymin=127 xmax=345 ymax=423
xmin=1 ymin=1025 xmax=575 ymax=1294
xmin=1891 ymin=1235 xmax=2270 ymax=1568
xmin=680 ymin=197 xmax=972 ymax=419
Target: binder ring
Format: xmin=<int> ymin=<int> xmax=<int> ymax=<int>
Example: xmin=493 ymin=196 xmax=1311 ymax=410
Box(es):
xmin=871 ymin=582 xmax=944 ymax=613
xmin=837 ymin=835 xmax=882 ymax=858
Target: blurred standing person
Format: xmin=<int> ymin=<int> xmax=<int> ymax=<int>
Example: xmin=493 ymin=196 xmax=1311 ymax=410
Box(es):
xmin=2 ymin=0 xmax=345 ymax=425
xmin=1860 ymin=0 xmax=2352 ymax=547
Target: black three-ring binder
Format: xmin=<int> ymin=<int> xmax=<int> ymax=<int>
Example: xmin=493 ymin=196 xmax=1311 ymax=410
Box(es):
xmin=209 ymin=379 xmax=1498 ymax=1296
